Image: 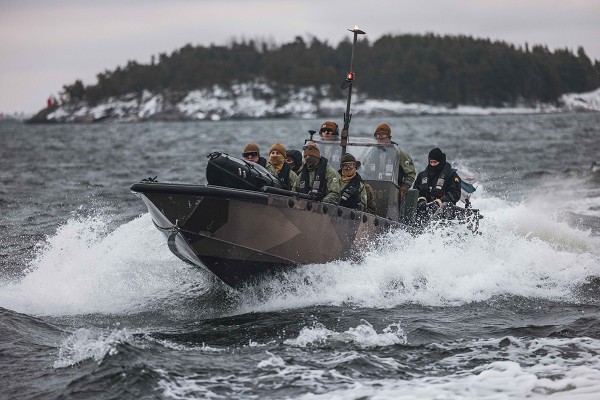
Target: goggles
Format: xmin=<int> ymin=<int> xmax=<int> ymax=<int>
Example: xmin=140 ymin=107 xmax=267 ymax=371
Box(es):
xmin=375 ymin=133 xmax=390 ymax=139
xmin=320 ymin=128 xmax=333 ymax=133
xmin=341 ymin=162 xmax=356 ymax=170
xmin=242 ymin=152 xmax=258 ymax=158
xmin=302 ymin=144 xmax=318 ymax=151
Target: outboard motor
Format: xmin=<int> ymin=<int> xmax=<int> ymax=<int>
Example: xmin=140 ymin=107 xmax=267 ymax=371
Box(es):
xmin=206 ymin=152 xmax=284 ymax=191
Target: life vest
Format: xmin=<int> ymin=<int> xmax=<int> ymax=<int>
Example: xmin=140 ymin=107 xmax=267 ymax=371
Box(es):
xmin=298 ymin=157 xmax=329 ymax=198
xmin=275 ymin=162 xmax=293 ymax=190
xmin=340 ymin=173 xmax=363 ymax=209
xmin=419 ymin=163 xmax=453 ymax=199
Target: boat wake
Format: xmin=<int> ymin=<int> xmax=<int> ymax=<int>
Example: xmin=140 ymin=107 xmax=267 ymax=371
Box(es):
xmin=0 ymin=214 xmax=212 ymax=317
xmin=236 ymin=193 xmax=600 ymax=312
xmin=1 ymin=190 xmax=599 ymax=318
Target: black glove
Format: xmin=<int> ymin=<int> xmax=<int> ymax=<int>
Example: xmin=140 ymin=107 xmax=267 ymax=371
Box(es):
xmin=417 ymin=197 xmax=427 ymax=211
xmin=309 ymin=191 xmax=324 ymax=201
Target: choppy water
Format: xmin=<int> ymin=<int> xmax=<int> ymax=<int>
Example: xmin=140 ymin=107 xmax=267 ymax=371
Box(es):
xmin=1 ymin=114 xmax=600 ymax=399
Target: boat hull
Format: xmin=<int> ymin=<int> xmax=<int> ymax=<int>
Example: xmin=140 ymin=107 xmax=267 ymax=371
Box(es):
xmin=131 ymin=183 xmax=399 ymax=287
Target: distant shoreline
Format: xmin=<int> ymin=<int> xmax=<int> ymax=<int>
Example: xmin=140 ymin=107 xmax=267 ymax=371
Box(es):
xmin=24 ymin=86 xmax=600 ymax=124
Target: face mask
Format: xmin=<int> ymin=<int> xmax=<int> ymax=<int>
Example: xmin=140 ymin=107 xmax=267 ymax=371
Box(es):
xmin=305 ymin=156 xmax=319 ymax=168
xmin=269 ymin=154 xmax=285 ymax=173
xmin=269 ymin=153 xmax=285 ymax=167
xmin=429 ymin=161 xmax=444 ymax=173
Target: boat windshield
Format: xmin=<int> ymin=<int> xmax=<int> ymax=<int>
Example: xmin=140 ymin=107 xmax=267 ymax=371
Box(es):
xmin=315 ymin=140 xmax=401 ymax=184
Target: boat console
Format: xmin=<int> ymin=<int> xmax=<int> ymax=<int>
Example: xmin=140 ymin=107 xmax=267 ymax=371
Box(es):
xmin=314 ymin=139 xmax=418 ymax=224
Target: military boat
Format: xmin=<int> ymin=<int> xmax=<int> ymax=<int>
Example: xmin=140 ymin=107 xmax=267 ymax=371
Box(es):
xmin=130 ymin=139 xmax=423 ymax=287
xmin=130 ymin=27 xmax=481 ymax=288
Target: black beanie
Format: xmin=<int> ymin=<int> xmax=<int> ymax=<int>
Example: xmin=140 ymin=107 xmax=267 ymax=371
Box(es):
xmin=428 ymin=147 xmax=446 ymax=163
xmin=286 ymin=149 xmax=303 ymax=170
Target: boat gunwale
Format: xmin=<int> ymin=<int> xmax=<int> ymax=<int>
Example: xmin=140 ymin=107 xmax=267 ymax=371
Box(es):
xmin=130 ymin=181 xmax=402 ymax=228
xmin=130 ymin=182 xmax=269 ymax=201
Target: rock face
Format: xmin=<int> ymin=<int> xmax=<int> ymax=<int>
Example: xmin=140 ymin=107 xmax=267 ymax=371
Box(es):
xmin=27 ymin=83 xmax=600 ymax=123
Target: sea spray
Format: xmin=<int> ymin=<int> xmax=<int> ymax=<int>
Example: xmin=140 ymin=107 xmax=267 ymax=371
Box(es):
xmin=235 ymin=197 xmax=600 ymax=313
xmin=0 ymin=214 xmax=209 ymax=316
xmin=2 ymin=193 xmax=599 ymax=318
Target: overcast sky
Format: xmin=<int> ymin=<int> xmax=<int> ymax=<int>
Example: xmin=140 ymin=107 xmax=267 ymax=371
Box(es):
xmin=1 ymin=0 xmax=599 ymax=114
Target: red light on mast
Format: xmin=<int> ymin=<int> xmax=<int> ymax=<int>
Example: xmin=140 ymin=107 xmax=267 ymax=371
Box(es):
xmin=347 ymin=72 xmax=354 ymax=81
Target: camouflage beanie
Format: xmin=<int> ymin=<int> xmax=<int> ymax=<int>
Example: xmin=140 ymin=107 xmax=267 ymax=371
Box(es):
xmin=269 ymin=143 xmax=286 ymax=156
xmin=243 ymin=143 xmax=260 ymax=154
xmin=374 ymin=123 xmax=391 ymax=137
xmin=320 ymin=121 xmax=338 ymax=135
xmin=303 ymin=141 xmax=320 ymax=158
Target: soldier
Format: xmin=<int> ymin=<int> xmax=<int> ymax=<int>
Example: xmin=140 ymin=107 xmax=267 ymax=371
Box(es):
xmin=297 ymin=141 xmax=341 ymax=204
xmin=318 ymin=121 xmax=343 ymax=164
xmin=338 ymin=153 xmax=367 ymax=211
xmin=285 ymin=149 xmax=303 ymax=173
xmin=319 ymin=121 xmax=339 ymax=141
xmin=266 ymin=143 xmax=299 ymax=191
xmin=413 ymin=147 xmax=461 ymax=206
xmin=242 ymin=143 xmax=267 ymax=167
xmin=371 ymin=123 xmax=416 ymax=199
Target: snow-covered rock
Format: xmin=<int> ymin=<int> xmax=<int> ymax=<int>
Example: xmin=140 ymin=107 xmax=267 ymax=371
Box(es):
xmin=559 ymin=88 xmax=600 ymax=111
xmin=35 ymin=81 xmax=600 ymax=123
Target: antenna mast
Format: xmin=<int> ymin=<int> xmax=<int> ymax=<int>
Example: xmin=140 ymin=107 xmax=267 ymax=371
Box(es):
xmin=340 ymin=26 xmax=366 ymax=156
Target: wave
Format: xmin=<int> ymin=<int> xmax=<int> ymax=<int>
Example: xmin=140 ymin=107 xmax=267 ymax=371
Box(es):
xmin=236 ymin=194 xmax=600 ymax=312
xmin=1 ymin=190 xmax=599 ymax=317
xmin=153 ymin=328 xmax=600 ymax=400
xmin=0 ymin=214 xmax=211 ymax=316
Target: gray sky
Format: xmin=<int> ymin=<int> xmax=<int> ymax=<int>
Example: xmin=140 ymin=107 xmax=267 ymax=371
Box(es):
xmin=1 ymin=0 xmax=599 ymax=114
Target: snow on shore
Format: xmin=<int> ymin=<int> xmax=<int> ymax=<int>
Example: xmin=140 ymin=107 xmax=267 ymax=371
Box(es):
xmin=41 ymin=83 xmax=600 ymax=123
xmin=560 ymin=87 xmax=600 ymax=112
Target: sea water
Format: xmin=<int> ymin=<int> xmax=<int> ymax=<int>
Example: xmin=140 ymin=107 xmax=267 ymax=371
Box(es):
xmin=1 ymin=114 xmax=600 ymax=399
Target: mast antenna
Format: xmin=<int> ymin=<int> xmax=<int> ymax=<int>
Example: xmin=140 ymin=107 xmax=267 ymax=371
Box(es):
xmin=340 ymin=26 xmax=366 ymax=156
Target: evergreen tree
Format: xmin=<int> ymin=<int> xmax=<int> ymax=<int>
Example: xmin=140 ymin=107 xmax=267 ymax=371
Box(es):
xmin=60 ymin=34 xmax=600 ymax=107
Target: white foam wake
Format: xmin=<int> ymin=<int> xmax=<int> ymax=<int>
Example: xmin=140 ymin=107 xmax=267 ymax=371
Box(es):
xmin=1 ymin=190 xmax=599 ymax=317
xmin=237 ymin=195 xmax=600 ymax=313
xmin=291 ymin=336 xmax=600 ymax=400
xmin=284 ymin=320 xmax=407 ymax=348
xmin=54 ymin=327 xmax=134 ymax=368
xmin=0 ymin=214 xmax=209 ymax=316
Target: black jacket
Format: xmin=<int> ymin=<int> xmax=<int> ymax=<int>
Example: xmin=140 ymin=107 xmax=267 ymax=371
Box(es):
xmin=413 ymin=162 xmax=461 ymax=204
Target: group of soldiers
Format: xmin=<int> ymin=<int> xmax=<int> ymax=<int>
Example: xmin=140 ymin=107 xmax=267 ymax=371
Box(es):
xmin=241 ymin=121 xmax=462 ymax=214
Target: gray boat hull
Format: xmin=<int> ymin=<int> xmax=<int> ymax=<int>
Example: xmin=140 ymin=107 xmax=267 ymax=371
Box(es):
xmin=131 ymin=183 xmax=400 ymax=287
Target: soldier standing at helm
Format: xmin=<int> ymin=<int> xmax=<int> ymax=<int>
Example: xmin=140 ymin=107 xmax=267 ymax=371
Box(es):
xmin=338 ymin=153 xmax=368 ymax=211
xmin=318 ymin=121 xmax=343 ymax=164
xmin=266 ymin=143 xmax=299 ymax=191
xmin=371 ymin=123 xmax=416 ymax=200
xmin=297 ymin=141 xmax=341 ymax=204
xmin=319 ymin=121 xmax=339 ymax=141
xmin=242 ymin=143 xmax=267 ymax=167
